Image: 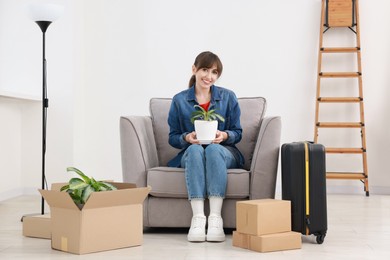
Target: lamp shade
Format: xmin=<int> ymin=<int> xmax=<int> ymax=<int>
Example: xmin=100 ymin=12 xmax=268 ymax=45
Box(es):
xmin=27 ymin=3 xmax=64 ymax=22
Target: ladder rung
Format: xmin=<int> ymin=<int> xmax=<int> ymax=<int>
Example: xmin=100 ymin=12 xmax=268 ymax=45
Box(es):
xmin=321 ymin=47 xmax=360 ymax=53
xmin=317 ymin=122 xmax=364 ymax=128
xmin=318 ymin=97 xmax=362 ymax=102
xmin=326 ymin=148 xmax=364 ymax=154
xmin=320 ymin=72 xmax=361 ymax=78
xmin=326 ymin=172 xmax=366 ymax=180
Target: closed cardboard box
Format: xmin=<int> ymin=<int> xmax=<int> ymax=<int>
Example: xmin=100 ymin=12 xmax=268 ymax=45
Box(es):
xmin=236 ymin=199 xmax=291 ymax=236
xmin=232 ymin=231 xmax=249 ymax=249
xmin=40 ymin=183 xmax=150 ymax=255
xmin=22 ymin=214 xmax=51 ymax=239
xmin=249 ymin=231 xmax=302 ymax=253
xmin=233 ymin=231 xmax=301 ymax=253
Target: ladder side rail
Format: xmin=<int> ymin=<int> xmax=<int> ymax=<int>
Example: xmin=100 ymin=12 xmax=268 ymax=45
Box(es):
xmin=314 ymin=0 xmax=327 ymax=143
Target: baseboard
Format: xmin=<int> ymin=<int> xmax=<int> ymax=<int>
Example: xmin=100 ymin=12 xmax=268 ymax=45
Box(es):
xmin=0 ymin=187 xmax=42 ymax=202
xmin=23 ymin=186 xmax=41 ymax=196
xmin=327 ymin=185 xmax=390 ymax=195
xmin=0 ymin=188 xmax=24 ymax=202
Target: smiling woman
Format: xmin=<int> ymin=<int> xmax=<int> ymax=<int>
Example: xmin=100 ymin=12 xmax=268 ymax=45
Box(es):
xmin=167 ymin=51 xmax=243 ymax=242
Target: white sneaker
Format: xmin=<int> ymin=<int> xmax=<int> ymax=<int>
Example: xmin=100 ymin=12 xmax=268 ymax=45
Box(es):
xmin=206 ymin=215 xmax=225 ymax=242
xmin=187 ymin=215 xmax=206 ymax=242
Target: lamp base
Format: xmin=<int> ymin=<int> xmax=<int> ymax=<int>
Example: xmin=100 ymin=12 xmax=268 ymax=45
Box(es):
xmin=20 ymin=212 xmax=45 ymax=222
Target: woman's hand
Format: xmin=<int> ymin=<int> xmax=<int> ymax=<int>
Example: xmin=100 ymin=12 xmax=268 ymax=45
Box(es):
xmin=213 ymin=130 xmax=227 ymax=144
xmin=185 ymin=131 xmax=199 ymax=144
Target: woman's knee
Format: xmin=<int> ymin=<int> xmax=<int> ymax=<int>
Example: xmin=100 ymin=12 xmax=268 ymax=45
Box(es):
xmin=186 ymin=144 xmax=204 ymax=155
xmin=204 ymin=144 xmax=224 ymax=157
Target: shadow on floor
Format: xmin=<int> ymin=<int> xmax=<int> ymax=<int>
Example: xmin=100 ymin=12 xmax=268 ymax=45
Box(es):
xmin=143 ymin=227 xmax=235 ymax=235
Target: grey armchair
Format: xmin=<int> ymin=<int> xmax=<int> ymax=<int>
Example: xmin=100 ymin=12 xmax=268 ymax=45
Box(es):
xmin=120 ymin=97 xmax=281 ymax=228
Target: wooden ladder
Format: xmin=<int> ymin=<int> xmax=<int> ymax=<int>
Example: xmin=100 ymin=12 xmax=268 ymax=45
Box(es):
xmin=314 ymin=0 xmax=369 ymax=196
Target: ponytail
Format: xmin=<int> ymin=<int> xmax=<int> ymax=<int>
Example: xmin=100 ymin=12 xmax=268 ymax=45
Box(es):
xmin=188 ymin=75 xmax=196 ymax=88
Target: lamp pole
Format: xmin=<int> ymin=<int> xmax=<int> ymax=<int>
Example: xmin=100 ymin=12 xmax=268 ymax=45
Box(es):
xmin=36 ymin=21 xmax=51 ymax=215
xmin=26 ymin=4 xmax=63 ymax=217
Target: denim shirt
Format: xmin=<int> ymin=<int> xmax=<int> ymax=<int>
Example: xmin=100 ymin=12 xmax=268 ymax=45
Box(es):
xmin=167 ymin=85 xmax=244 ymax=168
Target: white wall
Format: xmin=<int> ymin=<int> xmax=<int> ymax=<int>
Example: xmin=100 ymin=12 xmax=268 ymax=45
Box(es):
xmin=1 ymin=0 xmax=389 ymax=200
xmin=0 ymin=0 xmax=77 ymax=200
xmin=0 ymin=98 xmax=23 ymax=200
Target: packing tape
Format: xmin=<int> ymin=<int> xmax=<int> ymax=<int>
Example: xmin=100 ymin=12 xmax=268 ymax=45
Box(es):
xmin=61 ymin=237 xmax=68 ymax=251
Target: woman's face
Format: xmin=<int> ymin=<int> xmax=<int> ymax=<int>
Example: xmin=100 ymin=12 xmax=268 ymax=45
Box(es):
xmin=192 ymin=64 xmax=219 ymax=90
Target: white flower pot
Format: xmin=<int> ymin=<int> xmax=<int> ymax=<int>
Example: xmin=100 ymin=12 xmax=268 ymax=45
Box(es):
xmin=194 ymin=120 xmax=218 ymax=144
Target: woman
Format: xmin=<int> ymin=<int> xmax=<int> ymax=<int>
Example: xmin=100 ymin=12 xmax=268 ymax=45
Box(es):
xmin=167 ymin=51 xmax=244 ymax=242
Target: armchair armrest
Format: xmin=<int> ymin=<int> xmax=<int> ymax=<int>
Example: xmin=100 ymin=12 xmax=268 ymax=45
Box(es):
xmin=249 ymin=116 xmax=282 ymax=199
xmin=120 ymin=116 xmax=159 ymax=187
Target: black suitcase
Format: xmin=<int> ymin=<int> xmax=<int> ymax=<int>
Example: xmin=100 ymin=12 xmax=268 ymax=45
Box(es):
xmin=281 ymin=142 xmax=328 ymax=244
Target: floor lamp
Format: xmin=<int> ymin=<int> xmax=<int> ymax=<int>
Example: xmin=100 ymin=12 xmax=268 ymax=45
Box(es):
xmin=27 ymin=4 xmax=63 ymax=215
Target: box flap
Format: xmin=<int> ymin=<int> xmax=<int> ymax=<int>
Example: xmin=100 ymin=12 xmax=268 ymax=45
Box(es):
xmin=51 ymin=182 xmax=68 ymax=191
xmin=108 ymin=182 xmax=137 ymax=189
xmin=51 ymin=180 xmax=115 ymax=191
xmin=83 ymin=186 xmax=151 ymax=210
xmin=39 ymin=189 xmax=80 ymax=210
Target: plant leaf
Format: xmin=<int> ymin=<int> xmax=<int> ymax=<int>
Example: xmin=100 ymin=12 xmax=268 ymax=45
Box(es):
xmin=81 ymin=185 xmax=94 ymax=204
xmin=90 ymin=178 xmax=100 ymax=191
xmin=60 ymin=184 xmax=69 ymax=191
xmin=69 ymin=178 xmax=89 ymax=190
xmin=100 ymin=182 xmax=117 ymax=191
xmin=69 ymin=191 xmax=82 ymax=205
xmin=190 ymin=104 xmax=225 ymax=123
xmin=67 ymin=167 xmax=91 ymax=184
xmin=213 ymin=113 xmax=225 ymax=122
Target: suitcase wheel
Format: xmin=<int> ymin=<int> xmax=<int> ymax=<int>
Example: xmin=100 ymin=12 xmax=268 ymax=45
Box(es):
xmin=316 ymin=234 xmax=325 ymax=244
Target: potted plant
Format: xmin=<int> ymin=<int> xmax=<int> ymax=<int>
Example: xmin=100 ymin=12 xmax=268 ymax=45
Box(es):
xmin=190 ymin=104 xmax=225 ymax=144
xmin=60 ymin=167 xmax=117 ymax=209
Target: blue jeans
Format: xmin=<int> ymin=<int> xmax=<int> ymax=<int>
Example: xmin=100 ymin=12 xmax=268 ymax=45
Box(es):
xmin=181 ymin=144 xmax=239 ymax=200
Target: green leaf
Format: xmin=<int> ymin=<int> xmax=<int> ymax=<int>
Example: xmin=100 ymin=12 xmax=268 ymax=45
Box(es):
xmin=190 ymin=113 xmax=204 ymax=123
xmin=69 ymin=178 xmax=89 ymax=190
xmin=214 ymin=114 xmax=225 ymax=122
xmin=63 ymin=167 xmax=118 ymax=206
xmin=90 ymin=178 xmax=100 ymax=191
xmin=67 ymin=167 xmax=91 ymax=184
xmin=98 ymin=185 xmax=108 ymax=191
xmin=68 ymin=191 xmax=82 ymax=205
xmin=81 ymin=185 xmax=94 ymax=204
xmin=100 ymin=182 xmax=117 ymax=191
xmin=190 ymin=104 xmax=225 ymax=123
xmin=60 ymin=184 xmax=69 ymax=191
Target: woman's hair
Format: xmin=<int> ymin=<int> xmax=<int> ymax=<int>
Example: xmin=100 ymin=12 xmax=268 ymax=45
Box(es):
xmin=188 ymin=51 xmax=223 ymax=88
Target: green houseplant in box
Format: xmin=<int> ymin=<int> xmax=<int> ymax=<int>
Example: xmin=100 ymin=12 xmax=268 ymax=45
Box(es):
xmin=61 ymin=167 xmax=117 ymax=209
xmin=190 ymin=104 xmax=225 ymax=144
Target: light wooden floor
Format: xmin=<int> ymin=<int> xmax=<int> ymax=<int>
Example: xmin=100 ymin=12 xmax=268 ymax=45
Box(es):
xmin=1 ymin=194 xmax=390 ymax=259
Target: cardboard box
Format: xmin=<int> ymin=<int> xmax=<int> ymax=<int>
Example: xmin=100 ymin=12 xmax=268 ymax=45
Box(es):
xmin=232 ymin=231 xmax=249 ymax=249
xmin=236 ymin=199 xmax=291 ymax=236
xmin=233 ymin=231 xmax=301 ymax=253
xmin=249 ymin=231 xmax=302 ymax=253
xmin=22 ymin=214 xmax=51 ymax=239
xmin=39 ymin=183 xmax=150 ymax=255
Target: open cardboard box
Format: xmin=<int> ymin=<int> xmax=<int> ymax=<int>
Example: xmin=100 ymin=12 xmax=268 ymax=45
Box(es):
xmin=22 ymin=181 xmax=114 ymax=240
xmin=39 ymin=182 xmax=150 ymax=255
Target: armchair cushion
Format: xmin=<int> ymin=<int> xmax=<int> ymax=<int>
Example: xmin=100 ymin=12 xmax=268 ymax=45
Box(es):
xmin=147 ymin=167 xmax=250 ymax=199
